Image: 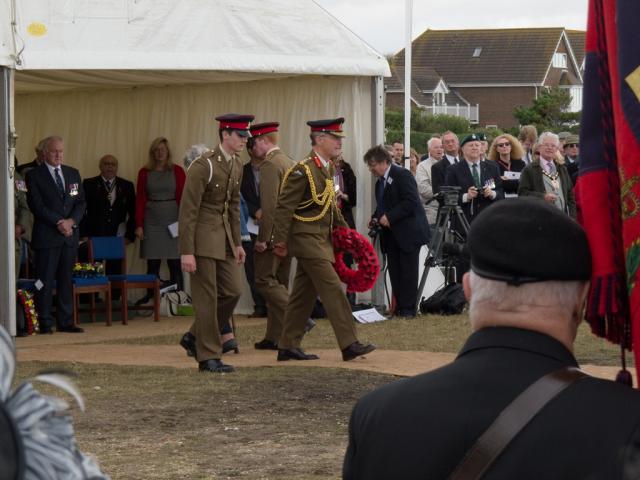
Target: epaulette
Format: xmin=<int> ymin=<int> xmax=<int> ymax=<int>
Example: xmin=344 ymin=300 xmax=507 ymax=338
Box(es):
xmin=203 ymin=149 xmax=216 ymax=158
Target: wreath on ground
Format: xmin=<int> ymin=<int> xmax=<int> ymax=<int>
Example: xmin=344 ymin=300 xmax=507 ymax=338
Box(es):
xmin=332 ymin=227 xmax=380 ymax=293
xmin=17 ymin=289 xmax=39 ymax=335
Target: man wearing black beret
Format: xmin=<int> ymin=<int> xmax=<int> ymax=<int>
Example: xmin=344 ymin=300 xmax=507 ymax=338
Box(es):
xmin=344 ymin=197 xmax=640 ymax=480
xmin=444 ymin=133 xmax=504 ymax=224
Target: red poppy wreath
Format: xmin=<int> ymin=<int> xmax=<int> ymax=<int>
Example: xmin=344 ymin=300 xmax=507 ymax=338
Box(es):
xmin=332 ymin=227 xmax=380 ymax=293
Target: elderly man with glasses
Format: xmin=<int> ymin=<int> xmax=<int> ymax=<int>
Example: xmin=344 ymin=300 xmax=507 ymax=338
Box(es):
xmin=518 ymin=132 xmax=576 ymax=219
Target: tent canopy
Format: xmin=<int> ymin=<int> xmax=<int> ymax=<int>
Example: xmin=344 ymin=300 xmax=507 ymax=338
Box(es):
xmin=1 ymin=0 xmax=389 ymax=91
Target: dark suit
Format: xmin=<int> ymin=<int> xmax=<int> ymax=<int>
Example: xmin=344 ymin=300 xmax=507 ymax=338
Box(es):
xmin=80 ymin=175 xmax=136 ymax=242
xmin=430 ymin=157 xmax=454 ymax=194
xmin=444 ymin=159 xmax=504 ymax=224
xmin=344 ymin=327 xmax=640 ymax=479
xmin=26 ymin=163 xmax=86 ymax=330
xmin=239 ymin=161 xmax=266 ymax=313
xmin=375 ymin=164 xmax=430 ymax=315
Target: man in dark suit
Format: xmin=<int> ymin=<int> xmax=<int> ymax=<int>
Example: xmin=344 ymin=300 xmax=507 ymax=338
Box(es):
xmin=344 ymin=198 xmax=640 ymax=480
xmin=26 ymin=136 xmax=86 ymax=333
xmin=240 ymin=148 xmax=267 ymax=317
xmin=80 ymin=154 xmax=136 ymax=299
xmin=444 ymin=133 xmax=504 ymax=224
xmin=431 ymin=131 xmax=460 ymax=194
xmin=366 ymin=145 xmax=430 ymax=318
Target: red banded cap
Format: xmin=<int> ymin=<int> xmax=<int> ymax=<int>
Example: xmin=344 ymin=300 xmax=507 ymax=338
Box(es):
xmin=307 ymin=117 xmax=346 ymax=138
xmin=215 ymin=114 xmax=255 ymax=137
xmin=250 ymin=122 xmax=279 ymax=137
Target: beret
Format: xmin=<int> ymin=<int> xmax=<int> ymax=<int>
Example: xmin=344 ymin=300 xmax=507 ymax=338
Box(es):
xmin=467 ymin=197 xmax=591 ymax=285
xmin=565 ymin=134 xmax=579 ymax=145
xmin=460 ymin=133 xmax=481 ymax=148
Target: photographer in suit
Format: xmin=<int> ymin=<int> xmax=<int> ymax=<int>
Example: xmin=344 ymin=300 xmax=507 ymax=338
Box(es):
xmin=365 ymin=145 xmax=430 ymax=318
xmin=26 ymin=136 xmax=86 ymax=333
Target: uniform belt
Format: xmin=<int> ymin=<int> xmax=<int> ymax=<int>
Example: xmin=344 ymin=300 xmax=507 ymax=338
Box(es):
xmin=149 ymin=198 xmax=175 ymax=202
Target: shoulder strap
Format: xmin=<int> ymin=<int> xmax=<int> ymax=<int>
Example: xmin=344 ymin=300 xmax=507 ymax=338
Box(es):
xmin=448 ymin=366 xmax=587 ymax=480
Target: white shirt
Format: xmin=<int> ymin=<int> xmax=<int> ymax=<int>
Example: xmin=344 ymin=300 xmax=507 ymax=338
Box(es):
xmin=445 ymin=153 xmax=458 ymax=165
xmin=46 ymin=162 xmax=65 ymax=190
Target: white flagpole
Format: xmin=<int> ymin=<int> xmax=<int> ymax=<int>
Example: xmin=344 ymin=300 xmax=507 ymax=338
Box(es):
xmin=403 ymin=0 xmax=412 ymax=170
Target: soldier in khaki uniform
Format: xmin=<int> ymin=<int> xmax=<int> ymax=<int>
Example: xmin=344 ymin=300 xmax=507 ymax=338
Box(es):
xmin=14 ymin=170 xmax=33 ymax=279
xmin=249 ymin=122 xmax=296 ymax=349
xmin=272 ymin=118 xmax=376 ymax=361
xmin=178 ymin=114 xmax=253 ymax=373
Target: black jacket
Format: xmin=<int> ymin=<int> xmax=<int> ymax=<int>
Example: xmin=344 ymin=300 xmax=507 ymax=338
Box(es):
xmin=337 ymin=160 xmax=357 ymax=229
xmin=444 ymin=159 xmax=504 ymax=223
xmin=518 ymin=160 xmax=576 ymax=219
xmin=377 ymin=164 xmax=430 ymax=253
xmin=80 ymin=175 xmax=136 ymax=242
xmin=26 ymin=163 xmax=86 ymax=249
xmin=431 ymin=157 xmax=453 ymax=194
xmin=241 ymin=161 xmax=261 ymax=219
xmin=344 ymin=327 xmax=640 ymax=480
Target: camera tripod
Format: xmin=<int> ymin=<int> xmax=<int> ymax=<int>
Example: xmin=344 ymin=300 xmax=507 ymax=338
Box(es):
xmin=415 ymin=202 xmax=470 ymax=313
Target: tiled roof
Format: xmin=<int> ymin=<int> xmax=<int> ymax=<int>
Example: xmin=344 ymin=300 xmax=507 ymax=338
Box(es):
xmin=395 ymin=28 xmax=568 ymax=84
xmin=566 ymin=30 xmax=586 ymax=68
xmin=385 ymin=65 xmax=442 ymax=92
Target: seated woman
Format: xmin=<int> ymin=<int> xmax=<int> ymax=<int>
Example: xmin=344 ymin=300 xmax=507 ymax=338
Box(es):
xmin=487 ymin=134 xmax=526 ymax=198
xmin=135 ymin=137 xmax=186 ymax=304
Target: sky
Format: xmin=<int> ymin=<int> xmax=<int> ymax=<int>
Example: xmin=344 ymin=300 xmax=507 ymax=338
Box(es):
xmin=314 ymin=0 xmax=589 ymax=55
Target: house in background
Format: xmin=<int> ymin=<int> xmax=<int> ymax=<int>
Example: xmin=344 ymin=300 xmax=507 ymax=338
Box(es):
xmin=387 ymin=27 xmax=585 ymax=129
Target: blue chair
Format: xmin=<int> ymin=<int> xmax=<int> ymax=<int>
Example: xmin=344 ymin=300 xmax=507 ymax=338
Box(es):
xmin=89 ymin=236 xmax=160 ymax=324
xmin=72 ymin=276 xmax=112 ymax=326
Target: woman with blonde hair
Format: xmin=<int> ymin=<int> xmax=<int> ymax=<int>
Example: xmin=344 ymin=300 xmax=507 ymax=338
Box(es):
xmin=134 ymin=137 xmax=186 ymax=304
xmin=488 ymin=133 xmax=526 ymax=197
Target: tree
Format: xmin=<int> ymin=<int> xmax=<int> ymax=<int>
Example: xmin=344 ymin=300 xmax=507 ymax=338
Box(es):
xmin=514 ymin=87 xmax=581 ymax=132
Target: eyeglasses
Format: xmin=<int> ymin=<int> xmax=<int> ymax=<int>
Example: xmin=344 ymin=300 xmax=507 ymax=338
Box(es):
xmin=496 ymin=142 xmax=510 ymax=148
xmin=566 ymin=143 xmax=578 ymax=148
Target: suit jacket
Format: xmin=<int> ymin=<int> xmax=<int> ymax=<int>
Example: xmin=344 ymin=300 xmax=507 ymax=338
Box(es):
xmin=26 ymin=163 xmax=86 ymax=249
xmin=80 ymin=175 xmax=136 ymax=242
xmin=241 ymin=161 xmax=261 ymax=219
xmin=272 ymin=151 xmax=347 ymax=262
xmin=430 ymin=157 xmax=453 ymax=194
xmin=336 ymin=160 xmax=357 ymax=229
xmin=444 ymin=159 xmax=504 ymax=222
xmin=344 ymin=327 xmax=640 ymax=480
xmin=257 ymin=148 xmax=294 ymax=244
xmin=496 ymin=158 xmax=526 ymax=195
xmin=377 ymin=164 xmax=430 ymax=253
xmin=178 ymin=146 xmax=242 ymax=260
xmin=518 ymin=160 xmax=576 ymax=219
xmin=415 ymin=157 xmax=439 ymax=224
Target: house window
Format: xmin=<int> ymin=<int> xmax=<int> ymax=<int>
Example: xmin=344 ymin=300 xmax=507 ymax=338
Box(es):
xmin=552 ymin=52 xmax=567 ymax=68
xmin=472 ymin=47 xmax=482 ymax=57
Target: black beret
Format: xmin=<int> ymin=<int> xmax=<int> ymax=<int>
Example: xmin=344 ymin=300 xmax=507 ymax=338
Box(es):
xmin=467 ymin=197 xmax=591 ymax=285
xmin=460 ymin=133 xmax=481 ymax=148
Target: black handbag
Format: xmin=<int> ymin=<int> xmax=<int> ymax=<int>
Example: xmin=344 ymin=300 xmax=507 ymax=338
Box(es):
xmin=420 ymin=283 xmax=466 ymax=315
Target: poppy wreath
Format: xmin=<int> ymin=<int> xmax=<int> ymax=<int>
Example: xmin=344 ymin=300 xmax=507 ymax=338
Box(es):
xmin=17 ymin=289 xmax=39 ymax=334
xmin=332 ymin=226 xmax=380 ymax=292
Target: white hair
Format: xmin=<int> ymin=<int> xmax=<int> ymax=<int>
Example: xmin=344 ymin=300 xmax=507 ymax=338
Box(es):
xmin=538 ymin=131 xmax=560 ymax=147
xmin=183 ymin=143 xmax=208 ymax=168
xmin=469 ymin=271 xmax=586 ymax=320
xmin=427 ymin=137 xmax=442 ymax=149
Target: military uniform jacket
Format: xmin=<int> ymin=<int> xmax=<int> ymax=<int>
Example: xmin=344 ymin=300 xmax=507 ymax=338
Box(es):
xmin=257 ymin=148 xmax=294 ymax=244
xmin=344 ymin=327 xmax=640 ymax=479
xmin=14 ymin=171 xmax=33 ymax=242
xmin=179 ymin=146 xmax=242 ymax=260
xmin=272 ymin=150 xmax=347 ymax=261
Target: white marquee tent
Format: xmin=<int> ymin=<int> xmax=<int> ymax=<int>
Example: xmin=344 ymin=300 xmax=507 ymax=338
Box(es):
xmin=0 ymin=0 xmax=389 ymax=330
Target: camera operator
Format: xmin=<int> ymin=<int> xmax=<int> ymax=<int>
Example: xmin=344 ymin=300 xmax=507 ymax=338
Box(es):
xmin=365 ymin=145 xmax=430 ymax=318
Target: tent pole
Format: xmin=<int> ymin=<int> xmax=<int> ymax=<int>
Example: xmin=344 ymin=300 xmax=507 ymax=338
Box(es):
xmin=403 ymin=0 xmax=412 ymax=169
xmin=0 ymin=67 xmax=16 ymax=336
xmin=370 ymin=75 xmax=386 ymax=308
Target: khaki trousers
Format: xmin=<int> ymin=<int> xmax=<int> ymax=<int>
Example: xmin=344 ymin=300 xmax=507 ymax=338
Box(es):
xmin=279 ymin=257 xmax=357 ymax=350
xmin=189 ymin=255 xmax=242 ymax=361
xmin=254 ymin=250 xmax=291 ymax=343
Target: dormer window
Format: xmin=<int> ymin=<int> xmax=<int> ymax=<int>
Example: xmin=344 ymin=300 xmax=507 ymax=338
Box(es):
xmin=552 ymin=52 xmax=567 ymax=68
xmin=472 ymin=47 xmax=482 ymax=57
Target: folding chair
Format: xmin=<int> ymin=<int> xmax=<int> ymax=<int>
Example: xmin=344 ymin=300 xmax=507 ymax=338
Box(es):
xmin=72 ymin=276 xmax=112 ymax=326
xmin=89 ymin=236 xmax=160 ymax=324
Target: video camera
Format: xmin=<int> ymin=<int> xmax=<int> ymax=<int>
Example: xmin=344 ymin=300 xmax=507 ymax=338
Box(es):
xmin=432 ymin=185 xmax=461 ymax=207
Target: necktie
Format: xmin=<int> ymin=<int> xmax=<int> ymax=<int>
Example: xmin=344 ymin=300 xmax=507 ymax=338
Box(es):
xmin=105 ymin=180 xmax=111 ymax=190
xmin=54 ymin=168 xmax=65 ymax=198
xmin=375 ymin=177 xmax=385 ymax=217
xmin=472 ymin=163 xmax=481 ymax=189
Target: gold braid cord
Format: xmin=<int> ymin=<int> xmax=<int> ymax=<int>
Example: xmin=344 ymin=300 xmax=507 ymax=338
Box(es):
xmin=282 ymin=160 xmax=335 ymax=222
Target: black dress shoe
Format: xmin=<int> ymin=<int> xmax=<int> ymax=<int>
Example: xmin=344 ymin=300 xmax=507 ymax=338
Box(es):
xmin=248 ymin=307 xmax=268 ymax=318
xmin=58 ymin=325 xmax=85 ymax=333
xmin=342 ymin=341 xmax=376 ymax=361
xmin=254 ymin=339 xmax=278 ymax=350
xmin=39 ymin=326 xmax=54 ymax=335
xmin=222 ymin=338 xmax=239 ymax=354
xmin=180 ymin=332 xmax=196 ymax=357
xmin=277 ymin=348 xmax=319 ymax=361
xmin=198 ymin=359 xmax=235 ymax=373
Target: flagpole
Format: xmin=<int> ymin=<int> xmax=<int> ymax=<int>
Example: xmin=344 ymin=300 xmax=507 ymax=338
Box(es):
xmin=403 ymin=0 xmax=412 ymax=169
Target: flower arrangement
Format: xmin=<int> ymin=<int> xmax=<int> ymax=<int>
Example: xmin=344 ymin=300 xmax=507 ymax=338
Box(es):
xmin=332 ymin=227 xmax=380 ymax=293
xmin=72 ymin=262 xmax=105 ymax=278
xmin=17 ymin=289 xmax=38 ymax=334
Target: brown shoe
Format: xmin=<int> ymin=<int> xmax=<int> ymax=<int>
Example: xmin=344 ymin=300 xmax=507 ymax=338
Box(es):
xmin=342 ymin=341 xmax=376 ymax=361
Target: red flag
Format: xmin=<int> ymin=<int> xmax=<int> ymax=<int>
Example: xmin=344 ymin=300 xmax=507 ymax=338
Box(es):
xmin=577 ymin=0 xmax=640 ymax=384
